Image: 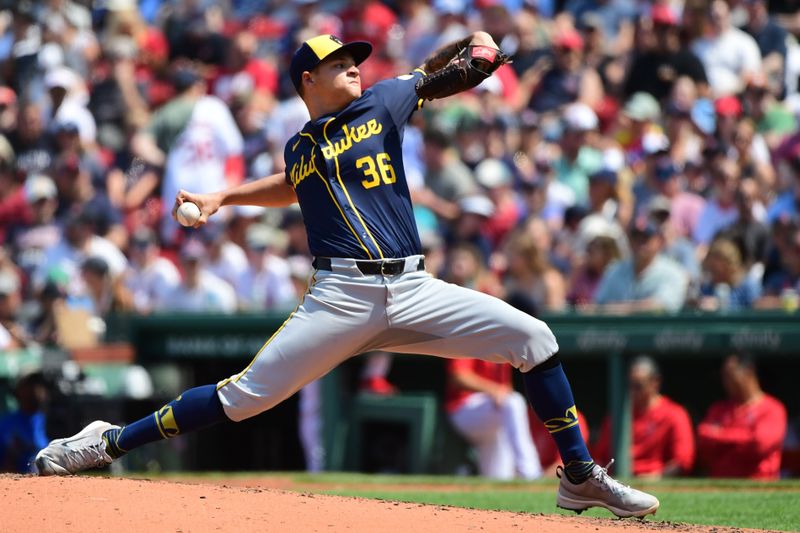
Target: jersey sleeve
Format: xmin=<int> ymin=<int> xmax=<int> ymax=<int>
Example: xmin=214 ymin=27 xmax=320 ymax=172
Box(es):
xmin=370 ymin=69 xmax=426 ymax=129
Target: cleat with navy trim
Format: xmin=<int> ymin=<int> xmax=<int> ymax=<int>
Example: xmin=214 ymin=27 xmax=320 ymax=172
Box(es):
xmin=35 ymin=421 xmax=119 ymax=476
xmin=556 ymin=460 xmax=660 ymax=518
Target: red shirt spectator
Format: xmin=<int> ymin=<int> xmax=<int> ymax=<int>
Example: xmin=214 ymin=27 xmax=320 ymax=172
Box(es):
xmin=697 ymin=394 xmax=787 ymax=479
xmin=697 ymin=354 xmax=788 ymax=480
xmin=445 ymin=358 xmax=510 ymax=413
xmin=593 ymin=395 xmax=695 ymax=476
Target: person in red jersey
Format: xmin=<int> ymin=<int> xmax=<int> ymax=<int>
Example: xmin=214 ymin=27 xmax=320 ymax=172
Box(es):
xmin=593 ymin=356 xmax=695 ymax=478
xmin=446 ymin=358 xmax=542 ymax=480
xmin=697 ymin=354 xmax=787 ymax=479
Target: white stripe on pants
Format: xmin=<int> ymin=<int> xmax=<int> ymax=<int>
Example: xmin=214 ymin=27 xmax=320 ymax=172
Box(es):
xmin=450 ymin=391 xmax=543 ymax=480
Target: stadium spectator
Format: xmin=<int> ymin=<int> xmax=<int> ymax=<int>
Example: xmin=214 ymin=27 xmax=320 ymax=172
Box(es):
xmin=0 ymin=267 xmax=27 ymax=349
xmin=716 ymin=178 xmax=770 ymax=274
xmin=524 ymin=29 xmax=603 ymax=114
xmin=758 ymin=224 xmax=800 ymax=307
xmin=445 ymin=357 xmax=543 ymax=480
xmin=624 ymin=5 xmax=708 ymax=101
xmin=417 ymin=128 xmax=476 ymax=222
xmin=742 ymin=0 xmax=789 ymax=95
xmin=158 ymin=239 xmax=236 ymax=314
xmin=123 ymin=228 xmax=180 ymax=314
xmin=567 ymin=235 xmax=621 ymax=308
xmin=0 ymin=372 xmax=49 ymax=474
xmin=593 ymin=356 xmax=695 ymax=478
xmin=691 ymin=0 xmax=762 ymax=97
xmin=647 ymin=195 xmax=701 ymax=284
xmin=693 ymin=159 xmax=757 ymax=250
xmin=697 ymin=237 xmax=761 ymax=311
xmin=68 ymin=255 xmax=133 ymax=316
xmin=474 ymin=158 xmax=521 ymax=249
xmin=131 ymin=66 xmax=244 ymax=245
xmin=235 ymin=224 xmax=295 ymax=312
xmin=697 ymin=354 xmax=787 ymax=479
xmin=33 ymin=207 xmax=127 ymax=297
xmin=553 ymin=103 xmax=603 ymax=207
xmin=504 ymin=230 xmax=567 ymax=313
xmin=6 ymin=175 xmax=61 ymax=281
xmin=592 ymin=219 xmax=689 ymax=313
xmin=448 ymin=196 xmax=495 ymax=262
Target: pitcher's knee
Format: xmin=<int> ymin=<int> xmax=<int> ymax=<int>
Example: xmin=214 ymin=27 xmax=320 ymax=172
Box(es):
xmin=216 ymin=379 xmax=288 ymax=422
xmin=517 ymin=319 xmax=559 ymax=372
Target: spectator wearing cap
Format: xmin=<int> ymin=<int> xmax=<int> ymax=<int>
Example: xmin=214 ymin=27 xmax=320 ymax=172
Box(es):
xmin=693 ymin=159 xmax=765 ymax=251
xmin=68 ymin=255 xmax=133 ymax=316
xmin=553 ymin=103 xmax=604 ymax=207
xmin=741 ymin=73 xmax=797 ymax=152
xmin=158 ymin=239 xmax=237 ymax=314
xmin=616 ymin=92 xmax=664 ymax=162
xmin=449 ymin=195 xmax=495 ymax=262
xmin=647 ymin=194 xmax=701 ymax=285
xmin=44 ymin=66 xmax=97 ymax=146
xmin=33 ymin=205 xmax=127 ymax=298
xmin=503 ymin=230 xmax=566 ymax=312
xmin=130 ymin=65 xmax=244 ymax=245
xmin=593 ymin=355 xmax=695 ymax=478
xmin=697 ymin=354 xmax=787 ymax=479
xmin=123 ymin=228 xmax=180 ymax=314
xmin=624 ymin=5 xmax=708 ymax=101
xmin=474 ymin=158 xmax=522 ymax=249
xmin=691 ymin=0 xmax=762 ymax=97
xmin=50 ymin=151 xmax=126 ymax=249
xmin=5 ymin=175 xmax=61 ymax=280
xmin=592 ymin=219 xmax=689 ymax=313
xmin=524 ymin=29 xmax=603 ymax=114
xmin=647 ymin=159 xmax=706 ymax=241
xmin=418 ymin=129 xmax=477 ymax=221
xmin=697 ymin=237 xmax=761 ymax=311
xmin=236 ymin=224 xmax=295 ymax=312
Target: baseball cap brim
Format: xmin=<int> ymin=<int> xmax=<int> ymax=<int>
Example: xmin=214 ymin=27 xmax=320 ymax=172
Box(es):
xmin=290 ymin=35 xmax=372 ymax=92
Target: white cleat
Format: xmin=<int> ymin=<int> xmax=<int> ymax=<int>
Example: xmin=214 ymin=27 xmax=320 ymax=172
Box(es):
xmin=35 ymin=420 xmax=119 ymax=476
xmin=557 ymin=460 xmax=660 ymax=518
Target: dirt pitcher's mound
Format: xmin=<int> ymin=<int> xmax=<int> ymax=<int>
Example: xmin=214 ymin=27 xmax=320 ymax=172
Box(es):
xmin=1 ymin=475 xmax=743 ymax=533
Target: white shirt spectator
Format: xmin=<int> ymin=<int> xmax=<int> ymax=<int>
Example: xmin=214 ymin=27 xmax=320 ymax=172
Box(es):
xmin=161 ymin=96 xmax=244 ymax=239
xmin=124 ymin=257 xmax=181 ymax=313
xmin=235 ymin=255 xmax=296 ymax=311
xmin=207 ymin=241 xmax=249 ymax=287
xmin=161 ymin=270 xmax=237 ymax=314
xmin=692 ymin=27 xmax=762 ymax=97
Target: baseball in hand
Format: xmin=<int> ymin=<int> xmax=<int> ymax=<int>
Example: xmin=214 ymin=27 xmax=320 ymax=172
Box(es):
xmin=176 ymin=201 xmax=202 ymax=227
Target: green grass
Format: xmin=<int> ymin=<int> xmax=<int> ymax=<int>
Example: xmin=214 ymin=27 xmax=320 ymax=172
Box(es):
xmin=132 ymin=472 xmax=800 ymax=531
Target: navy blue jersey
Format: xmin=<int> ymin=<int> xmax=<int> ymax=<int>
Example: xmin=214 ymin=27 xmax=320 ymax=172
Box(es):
xmin=283 ymin=69 xmax=426 ymax=259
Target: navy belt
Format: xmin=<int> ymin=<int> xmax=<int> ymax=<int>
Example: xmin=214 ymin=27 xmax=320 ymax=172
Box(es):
xmin=313 ymin=257 xmax=425 ymax=276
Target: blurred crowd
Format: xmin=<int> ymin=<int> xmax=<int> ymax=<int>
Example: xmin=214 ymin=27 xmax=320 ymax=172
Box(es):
xmin=1 ymin=0 xmax=800 ymax=352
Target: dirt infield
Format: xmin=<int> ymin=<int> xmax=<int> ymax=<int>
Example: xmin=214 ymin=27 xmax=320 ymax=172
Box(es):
xmin=1 ymin=474 xmax=753 ymax=533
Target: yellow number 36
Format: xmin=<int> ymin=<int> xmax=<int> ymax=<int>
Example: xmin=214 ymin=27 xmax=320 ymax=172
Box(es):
xmin=357 ymin=153 xmax=397 ymax=189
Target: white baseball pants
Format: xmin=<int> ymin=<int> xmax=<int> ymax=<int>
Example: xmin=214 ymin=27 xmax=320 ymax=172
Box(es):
xmin=216 ymin=257 xmax=559 ymax=422
xmin=449 ymin=391 xmax=543 ymax=480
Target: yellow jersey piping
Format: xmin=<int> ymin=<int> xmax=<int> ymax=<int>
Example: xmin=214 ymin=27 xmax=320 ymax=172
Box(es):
xmin=298 ymin=131 xmax=373 ymax=259
xmin=322 ymin=117 xmax=384 ymax=259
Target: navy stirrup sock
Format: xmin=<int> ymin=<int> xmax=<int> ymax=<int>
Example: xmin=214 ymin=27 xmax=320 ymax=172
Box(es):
xmin=522 ymin=354 xmax=594 ymax=484
xmin=103 ymin=384 xmax=229 ymax=459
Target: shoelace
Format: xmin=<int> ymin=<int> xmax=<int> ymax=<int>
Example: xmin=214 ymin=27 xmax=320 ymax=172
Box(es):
xmin=590 ymin=459 xmax=632 ymax=499
xmin=61 ymin=440 xmax=110 ymax=472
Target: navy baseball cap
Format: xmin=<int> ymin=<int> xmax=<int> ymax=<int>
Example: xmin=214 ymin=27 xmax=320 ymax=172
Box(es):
xmin=289 ymin=34 xmax=372 ymax=93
